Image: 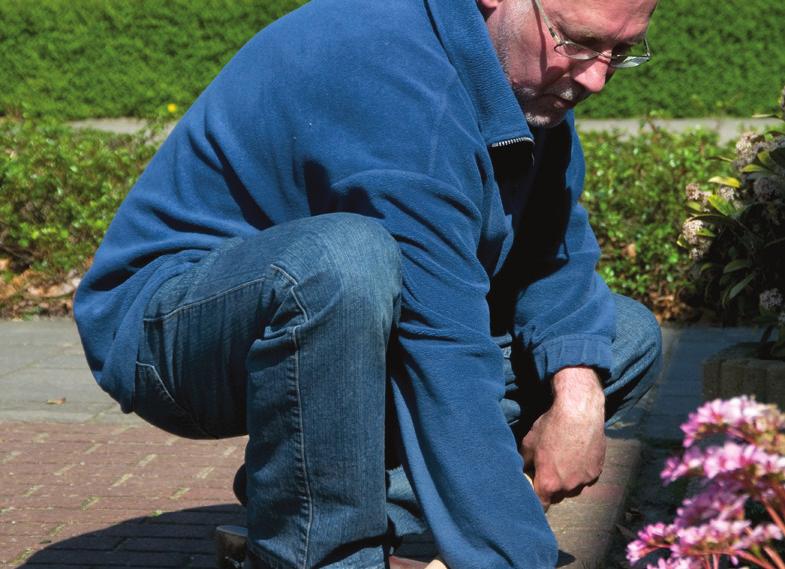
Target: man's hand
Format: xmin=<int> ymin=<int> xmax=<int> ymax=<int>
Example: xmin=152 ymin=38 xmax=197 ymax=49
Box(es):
xmin=520 ymin=366 xmax=607 ymax=509
xmin=389 ymin=556 xmax=448 ymax=569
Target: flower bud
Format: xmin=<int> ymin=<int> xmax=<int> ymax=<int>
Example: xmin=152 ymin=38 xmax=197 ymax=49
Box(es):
xmin=760 ymin=288 xmax=784 ymax=312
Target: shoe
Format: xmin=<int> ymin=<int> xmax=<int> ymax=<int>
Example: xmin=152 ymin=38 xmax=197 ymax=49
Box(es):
xmin=215 ymin=525 xmax=248 ymax=569
xmin=233 ymin=463 xmax=248 ymax=506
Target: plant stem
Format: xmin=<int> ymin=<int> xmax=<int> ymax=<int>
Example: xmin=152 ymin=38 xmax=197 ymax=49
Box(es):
xmin=762 ymin=500 xmax=785 ymax=536
xmin=763 ymin=545 xmax=785 ymax=569
xmin=737 ymin=549 xmax=777 ymax=569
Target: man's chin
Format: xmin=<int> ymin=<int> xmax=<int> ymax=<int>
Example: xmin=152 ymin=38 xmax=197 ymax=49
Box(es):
xmin=524 ymin=108 xmax=569 ymax=129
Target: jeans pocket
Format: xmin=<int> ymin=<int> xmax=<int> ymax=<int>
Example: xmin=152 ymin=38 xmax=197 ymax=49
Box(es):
xmin=133 ymin=361 xmax=211 ymax=439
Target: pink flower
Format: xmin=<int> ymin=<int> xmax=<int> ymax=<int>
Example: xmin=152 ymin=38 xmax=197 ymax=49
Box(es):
xmin=631 ymin=396 xmax=785 ymax=569
xmin=662 ymin=447 xmax=705 ymax=482
xmin=680 ymin=396 xmax=785 ymax=447
xmin=674 ymin=481 xmax=746 ymax=528
xmin=647 ymin=557 xmax=703 ymax=569
xmin=736 ymin=523 xmax=784 ymax=550
xmin=671 ymin=518 xmax=751 ymax=557
xmin=664 ymin=442 xmax=785 ymax=485
xmin=627 ymin=522 xmax=677 ymax=564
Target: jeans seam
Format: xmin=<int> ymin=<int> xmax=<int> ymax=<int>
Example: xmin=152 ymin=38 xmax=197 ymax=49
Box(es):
xmin=248 ymin=545 xmax=298 ymax=569
xmin=290 ymin=320 xmax=313 ymax=569
xmin=270 ymin=264 xmax=310 ymax=320
xmin=133 ymin=361 xmax=211 ymax=438
xmin=142 ymin=277 xmax=267 ymax=323
xmin=275 ymin=265 xmax=313 ymax=568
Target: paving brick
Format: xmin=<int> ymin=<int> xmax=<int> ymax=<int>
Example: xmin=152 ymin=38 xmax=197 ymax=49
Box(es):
xmin=118 ymin=536 xmax=214 ymax=553
xmin=101 ymin=522 xmax=213 ymax=539
xmin=188 ymin=553 xmax=219 ymax=568
xmin=0 ymin=521 xmax=56 ymax=536
xmin=48 ymin=534 xmax=122 ymax=550
xmin=27 ymin=548 xmax=188 ymax=566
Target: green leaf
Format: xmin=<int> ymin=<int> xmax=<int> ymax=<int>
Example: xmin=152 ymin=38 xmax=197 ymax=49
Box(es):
xmin=723 ymin=259 xmax=752 ymax=273
xmin=708 ymin=176 xmax=741 ymax=188
xmin=757 ymin=150 xmax=779 ymax=170
xmin=691 ymin=213 xmax=733 ymax=225
xmin=709 ymin=155 xmax=734 ymax=163
xmin=770 ymin=146 xmax=785 ymax=167
xmin=728 ymin=273 xmax=756 ymax=302
xmin=707 ymin=195 xmax=736 ymax=216
xmin=741 ymin=163 xmax=769 ymax=174
xmin=686 ymin=200 xmax=704 ymax=213
xmin=763 ymin=236 xmax=785 ymax=250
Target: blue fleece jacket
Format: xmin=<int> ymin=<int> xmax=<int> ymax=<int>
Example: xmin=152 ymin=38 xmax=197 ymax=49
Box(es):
xmin=75 ymin=0 xmax=615 ymax=566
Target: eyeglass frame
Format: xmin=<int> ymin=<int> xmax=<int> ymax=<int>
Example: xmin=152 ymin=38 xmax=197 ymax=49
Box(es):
xmin=531 ymin=0 xmax=652 ymax=69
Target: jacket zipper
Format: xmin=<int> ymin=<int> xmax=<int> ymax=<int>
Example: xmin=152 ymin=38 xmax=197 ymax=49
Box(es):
xmin=490 ymin=136 xmax=533 ymax=148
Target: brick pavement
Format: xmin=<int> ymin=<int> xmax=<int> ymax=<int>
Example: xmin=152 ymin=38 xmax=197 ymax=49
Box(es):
xmin=0 ymin=421 xmax=246 ymax=568
xmin=0 ymin=319 xmax=761 ymax=568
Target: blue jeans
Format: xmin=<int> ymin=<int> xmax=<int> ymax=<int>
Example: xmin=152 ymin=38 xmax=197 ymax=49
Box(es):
xmin=133 ymin=213 xmax=661 ymax=569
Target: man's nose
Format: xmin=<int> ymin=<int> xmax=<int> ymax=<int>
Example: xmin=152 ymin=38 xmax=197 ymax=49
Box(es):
xmin=571 ymin=58 xmax=613 ymax=94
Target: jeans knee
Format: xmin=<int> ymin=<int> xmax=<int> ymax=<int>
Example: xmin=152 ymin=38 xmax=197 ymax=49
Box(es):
xmin=613 ymin=294 xmax=662 ymax=372
xmin=287 ymin=213 xmax=402 ymax=328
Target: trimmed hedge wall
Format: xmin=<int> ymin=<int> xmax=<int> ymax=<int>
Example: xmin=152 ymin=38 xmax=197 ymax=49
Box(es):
xmin=1 ymin=0 xmax=784 ymax=120
xmin=0 ymin=0 xmax=304 ymax=119
xmin=580 ymin=126 xmax=733 ymax=319
xmin=0 ymin=117 xmax=734 ymax=319
xmin=578 ymin=0 xmax=785 ymax=118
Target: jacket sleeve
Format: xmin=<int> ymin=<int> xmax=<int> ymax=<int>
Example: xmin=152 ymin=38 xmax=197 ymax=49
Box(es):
xmin=331 ymin=169 xmax=558 ymax=569
xmin=513 ymin=123 xmax=615 ymax=381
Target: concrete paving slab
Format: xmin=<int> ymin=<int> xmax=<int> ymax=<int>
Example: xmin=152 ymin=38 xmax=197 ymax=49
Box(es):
xmin=0 ymin=350 xmax=62 ymax=376
xmin=69 ymin=117 xmax=783 ymax=145
xmin=1 ymin=367 xmax=108 ymax=404
xmin=0 ymin=319 xmax=82 ymax=346
xmin=29 ymin=353 xmax=93 ymax=370
xmin=641 ymin=325 xmax=760 ymax=444
xmin=0 ymin=407 xmax=108 ymax=423
xmin=91 ymin=407 xmax=146 ymax=425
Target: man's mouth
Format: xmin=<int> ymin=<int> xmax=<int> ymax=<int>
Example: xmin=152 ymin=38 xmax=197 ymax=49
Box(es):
xmin=549 ymin=95 xmax=575 ymax=109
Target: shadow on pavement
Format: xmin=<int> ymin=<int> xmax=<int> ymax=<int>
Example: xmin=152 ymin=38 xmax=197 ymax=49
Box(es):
xmin=19 ymin=504 xmax=244 ymax=568
xmin=18 ymin=504 xmax=578 ymax=568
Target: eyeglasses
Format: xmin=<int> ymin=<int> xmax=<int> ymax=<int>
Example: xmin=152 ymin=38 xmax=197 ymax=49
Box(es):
xmin=532 ymin=0 xmax=652 ymax=69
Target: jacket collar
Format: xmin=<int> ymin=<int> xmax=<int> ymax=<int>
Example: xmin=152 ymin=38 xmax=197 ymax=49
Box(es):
xmin=425 ymin=0 xmax=533 ymax=148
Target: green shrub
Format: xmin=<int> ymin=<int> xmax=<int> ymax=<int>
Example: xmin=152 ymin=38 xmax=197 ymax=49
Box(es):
xmin=580 ymin=126 xmax=735 ymax=318
xmin=577 ymin=0 xmax=785 ymax=118
xmin=0 ymin=117 xmax=734 ymax=320
xmin=1 ymin=0 xmax=784 ymax=120
xmin=0 ymin=0 xmax=305 ymax=120
xmin=0 ymin=119 xmax=157 ymax=276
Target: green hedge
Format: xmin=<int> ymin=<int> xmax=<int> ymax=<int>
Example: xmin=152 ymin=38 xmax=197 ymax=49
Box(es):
xmin=0 ymin=117 xmax=735 ymax=320
xmin=0 ymin=120 xmax=157 ymax=276
xmin=578 ymin=0 xmax=785 ymax=118
xmin=0 ymin=0 xmax=304 ymax=119
xmin=580 ymin=126 xmax=734 ymax=318
xmin=1 ymin=0 xmax=784 ymax=120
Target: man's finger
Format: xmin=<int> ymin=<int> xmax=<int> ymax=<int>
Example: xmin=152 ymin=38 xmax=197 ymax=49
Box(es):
xmin=389 ymin=556 xmax=430 ymax=568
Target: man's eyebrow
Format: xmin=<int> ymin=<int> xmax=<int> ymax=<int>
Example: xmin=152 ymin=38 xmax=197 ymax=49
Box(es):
xmin=568 ymin=24 xmax=647 ymax=46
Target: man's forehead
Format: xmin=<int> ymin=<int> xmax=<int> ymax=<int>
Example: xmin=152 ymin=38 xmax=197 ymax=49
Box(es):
xmin=548 ymin=0 xmax=658 ymax=40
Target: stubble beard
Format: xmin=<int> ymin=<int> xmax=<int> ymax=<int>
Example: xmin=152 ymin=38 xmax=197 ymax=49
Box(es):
xmin=492 ymin=6 xmax=585 ymax=129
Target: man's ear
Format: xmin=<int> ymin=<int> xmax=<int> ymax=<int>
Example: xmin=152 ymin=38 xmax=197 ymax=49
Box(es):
xmin=477 ymin=0 xmax=505 ymax=18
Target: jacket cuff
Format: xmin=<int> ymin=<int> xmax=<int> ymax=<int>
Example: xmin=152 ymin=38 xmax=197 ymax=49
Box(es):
xmin=531 ymin=334 xmax=613 ymax=381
